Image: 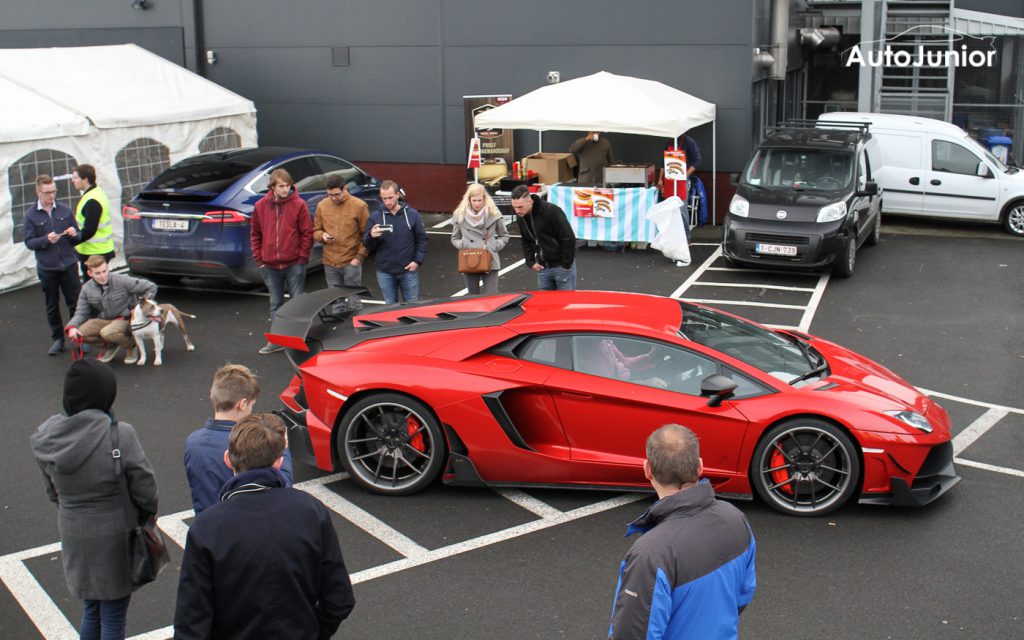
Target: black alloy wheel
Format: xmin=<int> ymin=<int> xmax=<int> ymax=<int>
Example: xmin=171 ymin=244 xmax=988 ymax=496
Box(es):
xmin=833 ymin=235 xmax=856 ymax=278
xmin=751 ymin=418 xmax=860 ymax=516
xmin=337 ymin=393 xmax=446 ymax=495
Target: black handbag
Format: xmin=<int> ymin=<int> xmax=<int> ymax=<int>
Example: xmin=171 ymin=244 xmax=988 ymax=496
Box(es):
xmin=109 ymin=418 xmax=169 ymax=586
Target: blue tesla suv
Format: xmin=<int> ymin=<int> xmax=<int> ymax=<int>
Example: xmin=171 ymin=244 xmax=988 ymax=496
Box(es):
xmin=123 ymin=147 xmax=381 ymax=285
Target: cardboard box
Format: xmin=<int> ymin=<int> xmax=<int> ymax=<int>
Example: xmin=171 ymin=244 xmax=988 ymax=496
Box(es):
xmin=524 ymin=152 xmax=577 ymax=184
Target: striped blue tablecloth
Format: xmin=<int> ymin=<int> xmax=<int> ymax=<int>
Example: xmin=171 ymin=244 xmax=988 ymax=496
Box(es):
xmin=547 ymin=185 xmax=660 ymax=242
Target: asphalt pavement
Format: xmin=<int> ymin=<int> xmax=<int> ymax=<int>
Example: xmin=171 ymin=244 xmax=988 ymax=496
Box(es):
xmin=2 ymin=216 xmax=1022 ymax=639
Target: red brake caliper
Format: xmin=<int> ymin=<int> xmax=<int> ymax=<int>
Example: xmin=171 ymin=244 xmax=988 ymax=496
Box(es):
xmin=407 ymin=416 xmax=426 ymax=452
xmin=770 ymin=449 xmax=794 ymax=495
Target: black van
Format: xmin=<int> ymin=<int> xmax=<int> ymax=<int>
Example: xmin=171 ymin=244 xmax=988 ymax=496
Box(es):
xmin=722 ymin=122 xmax=881 ymax=277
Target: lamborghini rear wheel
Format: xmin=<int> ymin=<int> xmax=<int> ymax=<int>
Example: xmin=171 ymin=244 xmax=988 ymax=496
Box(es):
xmin=751 ymin=418 xmax=860 ymax=516
xmin=337 ymin=393 xmax=445 ymax=495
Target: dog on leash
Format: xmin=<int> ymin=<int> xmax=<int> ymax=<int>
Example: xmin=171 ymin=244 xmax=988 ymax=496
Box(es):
xmin=130 ymin=298 xmax=196 ymax=366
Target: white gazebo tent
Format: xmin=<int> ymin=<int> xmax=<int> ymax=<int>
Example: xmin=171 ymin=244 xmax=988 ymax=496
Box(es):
xmin=473 ymin=71 xmax=717 ymax=221
xmin=0 ymin=44 xmax=257 ymax=290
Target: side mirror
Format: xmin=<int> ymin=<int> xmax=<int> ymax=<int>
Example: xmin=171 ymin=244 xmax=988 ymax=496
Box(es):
xmin=976 ymin=162 xmax=992 ymax=178
xmin=700 ymin=374 xmax=738 ymax=408
xmin=729 ymin=173 xmax=740 ymax=186
xmin=857 ymin=181 xmax=879 ymax=197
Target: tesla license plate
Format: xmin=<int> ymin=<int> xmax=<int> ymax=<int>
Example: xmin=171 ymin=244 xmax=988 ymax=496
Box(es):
xmin=153 ymin=218 xmax=189 ymax=232
xmin=755 ymin=243 xmax=797 ymax=256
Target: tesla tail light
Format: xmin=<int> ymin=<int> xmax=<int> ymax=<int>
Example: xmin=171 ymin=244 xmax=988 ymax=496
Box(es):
xmin=884 ymin=410 xmax=933 ymax=434
xmin=202 ymin=210 xmax=248 ymax=225
xmin=728 ymin=194 xmax=749 ymax=217
xmin=122 ymin=206 xmax=141 ymax=220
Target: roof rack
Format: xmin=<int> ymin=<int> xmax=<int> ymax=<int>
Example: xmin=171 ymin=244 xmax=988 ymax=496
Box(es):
xmin=767 ymin=120 xmax=870 ymax=135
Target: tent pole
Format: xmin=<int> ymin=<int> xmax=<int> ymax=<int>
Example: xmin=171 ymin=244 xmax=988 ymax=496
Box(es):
xmin=713 ymin=119 xmax=717 ymax=226
xmin=538 ymin=131 xmax=543 ymax=153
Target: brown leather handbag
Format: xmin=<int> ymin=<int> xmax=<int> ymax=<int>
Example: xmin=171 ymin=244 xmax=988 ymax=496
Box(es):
xmin=458 ymin=248 xmax=491 ymax=274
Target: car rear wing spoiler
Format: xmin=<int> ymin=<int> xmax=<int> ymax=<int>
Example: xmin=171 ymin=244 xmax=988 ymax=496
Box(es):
xmin=265 ymin=286 xmax=370 ymax=369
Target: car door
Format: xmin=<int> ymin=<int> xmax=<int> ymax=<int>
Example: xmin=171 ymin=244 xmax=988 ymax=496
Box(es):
xmin=545 ymin=334 xmax=751 ymax=484
xmin=315 ymin=155 xmax=382 ymax=211
xmin=849 ymin=149 xmax=874 ymax=242
xmin=873 ymin=131 xmax=924 ymax=214
xmin=924 ymin=138 xmax=1000 ymax=219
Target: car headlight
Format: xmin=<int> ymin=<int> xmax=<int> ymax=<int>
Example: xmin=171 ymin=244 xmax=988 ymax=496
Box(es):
xmin=816 ymin=201 xmax=847 ymax=223
xmin=729 ymin=194 xmax=749 ymax=217
xmin=884 ymin=410 xmax=933 ymax=433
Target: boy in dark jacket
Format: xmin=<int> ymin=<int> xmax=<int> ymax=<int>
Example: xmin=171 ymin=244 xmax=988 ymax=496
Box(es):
xmin=510 ymin=185 xmax=577 ymax=290
xmin=174 ymin=413 xmax=354 ymax=640
xmin=362 ymin=180 xmax=428 ymax=304
xmin=250 ymin=168 xmax=313 ymax=354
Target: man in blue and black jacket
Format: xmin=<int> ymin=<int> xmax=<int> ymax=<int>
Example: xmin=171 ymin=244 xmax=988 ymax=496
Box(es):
xmin=609 ymin=424 xmax=756 ymax=639
xmin=363 ymin=180 xmax=428 ymax=304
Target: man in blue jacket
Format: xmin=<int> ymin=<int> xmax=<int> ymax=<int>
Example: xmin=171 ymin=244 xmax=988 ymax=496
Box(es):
xmin=24 ymin=174 xmax=82 ymax=355
xmin=174 ymin=414 xmax=354 ymax=640
xmin=183 ymin=364 xmax=293 ymax=515
xmin=363 ymin=180 xmax=428 ymax=303
xmin=609 ymin=424 xmax=756 ymax=639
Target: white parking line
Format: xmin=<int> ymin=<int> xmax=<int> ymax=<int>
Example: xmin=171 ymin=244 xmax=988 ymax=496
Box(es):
xmin=301 ymin=484 xmax=429 ymax=559
xmin=798 ymin=273 xmax=830 ymax=332
xmin=0 ymin=547 xmax=77 ymax=639
xmin=690 ymin=281 xmax=817 ymax=292
xmin=670 ymin=246 xmax=723 ymax=299
xmin=681 ymin=298 xmax=807 ymax=310
xmin=954 ymin=458 xmax=1024 ymax=478
xmin=952 ymin=407 xmax=1010 ymax=456
xmin=348 ymin=492 xmax=648 ymax=585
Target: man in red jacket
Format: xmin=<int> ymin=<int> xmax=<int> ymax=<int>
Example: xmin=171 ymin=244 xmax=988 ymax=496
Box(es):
xmin=250 ymin=168 xmax=313 ymax=354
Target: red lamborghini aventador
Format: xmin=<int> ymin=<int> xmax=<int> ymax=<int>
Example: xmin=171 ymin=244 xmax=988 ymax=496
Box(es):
xmin=267 ymin=288 xmax=959 ymax=516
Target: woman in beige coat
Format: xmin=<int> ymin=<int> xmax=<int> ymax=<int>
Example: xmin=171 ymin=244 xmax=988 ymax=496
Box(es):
xmin=450 ymin=183 xmax=510 ymax=294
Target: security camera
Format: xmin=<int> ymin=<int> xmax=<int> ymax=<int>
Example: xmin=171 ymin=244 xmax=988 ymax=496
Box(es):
xmin=546 ymin=71 xmax=560 ymax=84
xmin=131 ymin=0 xmax=149 ymax=9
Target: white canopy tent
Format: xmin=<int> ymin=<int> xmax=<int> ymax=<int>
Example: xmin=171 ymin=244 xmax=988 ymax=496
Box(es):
xmin=474 ymin=71 xmax=717 ymax=220
xmin=0 ymin=44 xmax=257 ymax=290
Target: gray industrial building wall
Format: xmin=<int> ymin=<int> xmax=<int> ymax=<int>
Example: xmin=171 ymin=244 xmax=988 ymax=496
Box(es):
xmin=0 ymin=0 xmax=758 ymax=174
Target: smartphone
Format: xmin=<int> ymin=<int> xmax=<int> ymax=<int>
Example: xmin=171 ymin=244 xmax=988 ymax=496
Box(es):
xmin=378 ymin=224 xmax=394 ymax=232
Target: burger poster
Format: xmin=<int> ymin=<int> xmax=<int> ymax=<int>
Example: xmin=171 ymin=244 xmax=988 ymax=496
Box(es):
xmin=663 ymin=149 xmax=688 ymax=198
xmin=572 ymin=188 xmax=615 ymax=218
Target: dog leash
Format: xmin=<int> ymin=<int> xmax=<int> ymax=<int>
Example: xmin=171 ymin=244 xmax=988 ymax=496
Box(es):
xmin=70 ymin=335 xmax=85 ymax=361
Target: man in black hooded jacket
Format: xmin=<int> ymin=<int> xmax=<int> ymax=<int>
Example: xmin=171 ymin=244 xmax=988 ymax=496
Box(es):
xmin=174 ymin=413 xmax=354 ymax=640
xmin=510 ymin=185 xmax=577 ymax=290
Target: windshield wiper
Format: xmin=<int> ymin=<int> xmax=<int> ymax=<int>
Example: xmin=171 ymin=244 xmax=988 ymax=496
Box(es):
xmin=789 ymin=361 xmax=829 ymax=385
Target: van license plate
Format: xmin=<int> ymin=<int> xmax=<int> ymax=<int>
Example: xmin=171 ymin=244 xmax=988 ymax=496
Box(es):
xmin=153 ymin=219 xmax=189 ymax=231
xmin=755 ymin=243 xmax=797 ymax=256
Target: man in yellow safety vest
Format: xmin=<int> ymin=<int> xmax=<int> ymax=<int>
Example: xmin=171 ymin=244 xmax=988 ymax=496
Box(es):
xmin=70 ymin=164 xmax=116 ymax=280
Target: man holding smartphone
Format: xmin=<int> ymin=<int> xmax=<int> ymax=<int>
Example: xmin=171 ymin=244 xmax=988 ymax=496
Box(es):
xmin=363 ymin=180 xmax=428 ymax=304
xmin=24 ymin=174 xmax=82 ymax=355
xmin=313 ymin=175 xmax=370 ymax=314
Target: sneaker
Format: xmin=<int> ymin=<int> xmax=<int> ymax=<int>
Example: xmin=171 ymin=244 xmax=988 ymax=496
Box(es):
xmin=124 ymin=347 xmax=139 ymax=365
xmin=675 ymin=260 xmax=690 ymax=267
xmin=258 ymin=342 xmax=284 ymax=355
xmin=48 ymin=339 xmax=64 ymax=356
xmin=96 ymin=346 xmax=120 ymax=363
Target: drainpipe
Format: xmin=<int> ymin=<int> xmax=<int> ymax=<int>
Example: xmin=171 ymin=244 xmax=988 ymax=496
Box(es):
xmin=193 ymin=0 xmax=206 ymax=76
xmin=769 ymin=0 xmax=789 ymax=81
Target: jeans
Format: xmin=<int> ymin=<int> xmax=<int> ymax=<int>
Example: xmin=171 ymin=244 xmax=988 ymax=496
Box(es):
xmin=38 ymin=264 xmax=81 ymax=340
xmin=80 ymin=595 xmax=130 ymax=640
xmin=536 ymin=262 xmax=577 ymax=291
xmin=463 ymin=270 xmax=499 ymax=295
xmin=324 ymin=263 xmax=363 ymax=310
xmin=260 ymin=263 xmax=307 ymax=320
xmin=376 ymin=270 xmax=419 ymax=304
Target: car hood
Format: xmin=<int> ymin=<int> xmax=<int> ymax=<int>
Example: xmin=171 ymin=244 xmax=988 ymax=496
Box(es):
xmin=737 ymin=185 xmax=842 ymax=222
xmin=810 ymin=337 xmax=930 ymax=413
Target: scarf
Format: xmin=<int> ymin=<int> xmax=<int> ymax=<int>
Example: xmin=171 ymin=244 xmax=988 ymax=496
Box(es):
xmin=465 ymin=207 xmax=487 ymax=228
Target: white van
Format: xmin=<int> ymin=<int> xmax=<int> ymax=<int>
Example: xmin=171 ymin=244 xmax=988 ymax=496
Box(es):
xmin=817 ymin=112 xmax=1024 ymax=237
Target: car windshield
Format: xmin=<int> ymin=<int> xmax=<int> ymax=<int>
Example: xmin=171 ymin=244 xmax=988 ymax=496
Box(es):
xmin=743 ymin=148 xmax=854 ymax=192
xmin=678 ymin=302 xmax=823 ymax=384
xmin=961 ymin=135 xmax=1009 ymax=172
xmin=141 ymin=159 xmax=258 ymax=196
